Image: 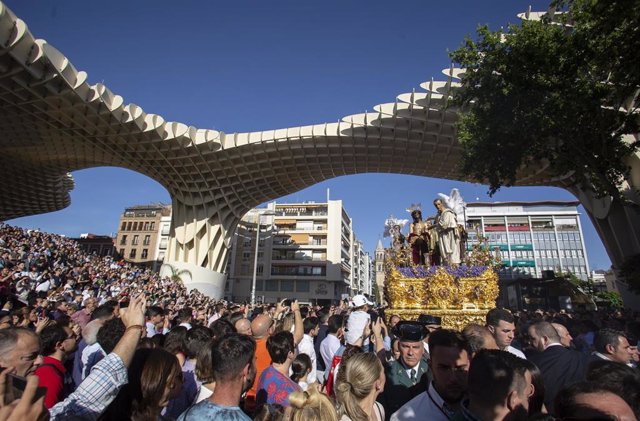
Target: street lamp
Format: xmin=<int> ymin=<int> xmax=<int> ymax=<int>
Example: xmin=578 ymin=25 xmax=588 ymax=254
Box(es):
xmin=251 ymin=210 xmax=275 ymax=305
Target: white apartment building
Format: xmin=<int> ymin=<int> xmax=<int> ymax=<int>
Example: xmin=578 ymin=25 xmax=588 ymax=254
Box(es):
xmin=351 ymin=239 xmax=373 ymax=297
xmin=225 ymin=200 xmax=368 ymax=305
xmin=466 ymin=201 xmax=590 ymax=281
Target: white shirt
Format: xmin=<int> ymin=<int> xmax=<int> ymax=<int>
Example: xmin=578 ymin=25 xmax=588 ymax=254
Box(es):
xmin=207 ymin=313 xmax=222 ymax=326
xmin=345 ymin=310 xmax=370 ymax=345
xmin=146 ymin=321 xmax=158 ymax=338
xmin=195 ymin=384 xmax=213 ymax=403
xmin=507 ymin=345 xmax=527 ymax=359
xmin=320 ymin=334 xmax=341 ymax=370
xmin=35 ymin=280 xmax=51 ymax=292
xmin=81 ymin=342 xmax=106 ymax=380
xmin=390 ymin=383 xmax=450 ymax=421
xmin=297 ymin=334 xmax=317 ymax=384
xmin=404 ymin=363 xmax=420 ymax=383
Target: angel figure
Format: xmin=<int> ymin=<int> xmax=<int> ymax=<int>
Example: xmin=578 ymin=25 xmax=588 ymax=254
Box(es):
xmin=431 ymin=189 xmax=466 ymax=267
xmin=383 ymin=216 xmax=408 ymax=251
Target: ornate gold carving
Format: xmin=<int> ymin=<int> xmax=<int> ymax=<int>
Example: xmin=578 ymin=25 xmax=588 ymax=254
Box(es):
xmin=387 ymin=309 xmax=490 ymax=331
xmin=384 ymin=230 xmax=500 ymax=330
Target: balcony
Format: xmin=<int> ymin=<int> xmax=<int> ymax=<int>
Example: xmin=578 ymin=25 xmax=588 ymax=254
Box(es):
xmin=271 ymin=266 xmax=326 ymax=277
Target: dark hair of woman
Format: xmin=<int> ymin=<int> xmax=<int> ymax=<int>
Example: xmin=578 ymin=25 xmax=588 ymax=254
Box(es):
xmin=163 ymin=326 xmax=188 ymax=355
xmin=99 ymin=348 xmax=182 ymax=421
xmin=290 ymin=353 xmax=312 ymax=383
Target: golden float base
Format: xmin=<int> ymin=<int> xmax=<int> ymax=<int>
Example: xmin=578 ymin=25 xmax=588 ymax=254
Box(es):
xmin=384 ymin=248 xmax=500 ymax=331
xmin=386 ymin=309 xmax=491 ymax=331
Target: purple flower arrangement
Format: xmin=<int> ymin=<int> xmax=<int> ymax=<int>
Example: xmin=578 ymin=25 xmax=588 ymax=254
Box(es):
xmin=398 ymin=265 xmax=488 ymax=278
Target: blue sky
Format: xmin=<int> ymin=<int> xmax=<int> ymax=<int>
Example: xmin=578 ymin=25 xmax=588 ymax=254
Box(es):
xmin=5 ymin=0 xmax=611 ymax=270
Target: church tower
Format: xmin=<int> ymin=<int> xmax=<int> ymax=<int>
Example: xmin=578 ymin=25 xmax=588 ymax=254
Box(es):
xmin=374 ymin=239 xmax=385 ymax=304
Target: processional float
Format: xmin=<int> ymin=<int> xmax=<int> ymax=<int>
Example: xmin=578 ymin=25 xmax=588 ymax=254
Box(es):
xmin=382 ymin=189 xmax=500 ymax=329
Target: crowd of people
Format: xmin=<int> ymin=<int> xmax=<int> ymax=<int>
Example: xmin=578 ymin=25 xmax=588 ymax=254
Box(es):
xmin=0 ymin=222 xmax=639 ymax=421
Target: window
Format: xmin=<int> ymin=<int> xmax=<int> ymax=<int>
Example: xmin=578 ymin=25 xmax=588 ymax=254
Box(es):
xmin=120 ymin=235 xmax=127 ymax=245
xmin=150 ymin=222 xmax=155 ymax=231
xmin=127 ymin=222 xmax=132 ymax=231
xmin=159 ymin=239 xmax=168 ymax=249
xmin=143 ymin=222 xmax=150 ymax=231
xmin=266 ymin=280 xmax=279 ymax=291
xmin=257 ymin=264 xmax=264 ymax=275
xmin=141 ymin=249 xmax=148 ymax=259
xmin=281 ymin=280 xmax=294 ymax=292
xmin=242 ymin=251 xmax=251 ymax=261
xmin=297 ymin=280 xmax=310 ymax=292
xmin=132 ymin=235 xmax=139 ymax=245
xmin=133 ymin=222 xmax=138 ymax=231
xmin=161 ymin=225 xmax=170 ymax=236
xmin=240 ymin=264 xmax=250 ymax=275
xmin=119 ymin=248 xmax=124 ymax=256
xmin=143 ymin=235 xmax=151 ymax=245
xmin=129 ymin=249 xmax=137 ymax=259
xmin=121 ymin=222 xmax=126 ymax=231
xmin=157 ymin=252 xmax=165 ymax=261
xmin=296 ymin=221 xmax=313 ymax=231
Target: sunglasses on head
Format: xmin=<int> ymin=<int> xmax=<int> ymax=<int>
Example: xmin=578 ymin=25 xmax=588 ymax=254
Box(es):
xmin=393 ymin=322 xmax=428 ymax=342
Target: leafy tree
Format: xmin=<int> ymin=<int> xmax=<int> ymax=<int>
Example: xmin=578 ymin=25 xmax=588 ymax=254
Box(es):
xmin=594 ymin=291 xmax=624 ymax=309
xmin=162 ymin=263 xmax=192 ymax=286
xmin=449 ymin=0 xmax=639 ymax=201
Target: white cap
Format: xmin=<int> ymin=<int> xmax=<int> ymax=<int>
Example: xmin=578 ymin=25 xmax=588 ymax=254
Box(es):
xmin=350 ymin=294 xmax=373 ymax=308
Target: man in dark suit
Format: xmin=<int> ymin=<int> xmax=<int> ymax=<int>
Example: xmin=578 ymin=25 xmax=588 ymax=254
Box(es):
xmin=527 ymin=321 xmax=588 ymax=413
xmin=590 ymin=328 xmax=634 ymax=365
xmin=379 ymin=321 xmax=431 ymax=420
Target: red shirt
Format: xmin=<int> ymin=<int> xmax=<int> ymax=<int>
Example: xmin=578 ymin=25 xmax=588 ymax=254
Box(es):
xmin=34 ymin=356 xmax=66 ymax=409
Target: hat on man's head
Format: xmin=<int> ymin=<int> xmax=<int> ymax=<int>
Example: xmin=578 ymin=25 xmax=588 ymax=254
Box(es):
xmin=392 ymin=321 xmax=429 ymax=342
xmin=350 ymin=294 xmax=373 ymax=308
xmin=417 ymin=314 xmax=442 ymax=326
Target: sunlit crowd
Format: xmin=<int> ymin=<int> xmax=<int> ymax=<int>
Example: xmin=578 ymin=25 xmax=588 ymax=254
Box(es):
xmin=0 ymin=223 xmax=638 ymax=421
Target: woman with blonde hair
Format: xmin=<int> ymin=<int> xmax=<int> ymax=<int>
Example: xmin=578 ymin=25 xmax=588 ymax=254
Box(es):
xmin=288 ymin=385 xmax=338 ymax=421
xmin=334 ymin=352 xmax=385 ymax=421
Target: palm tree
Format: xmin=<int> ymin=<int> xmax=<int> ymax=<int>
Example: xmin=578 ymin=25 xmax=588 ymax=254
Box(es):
xmin=162 ymin=263 xmax=192 ymax=286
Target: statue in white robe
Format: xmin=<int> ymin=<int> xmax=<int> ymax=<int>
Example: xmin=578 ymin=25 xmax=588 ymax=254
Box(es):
xmin=433 ymin=199 xmax=461 ymax=266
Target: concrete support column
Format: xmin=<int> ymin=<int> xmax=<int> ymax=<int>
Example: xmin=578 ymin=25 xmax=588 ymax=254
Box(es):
xmin=164 ymin=198 xmax=239 ymax=298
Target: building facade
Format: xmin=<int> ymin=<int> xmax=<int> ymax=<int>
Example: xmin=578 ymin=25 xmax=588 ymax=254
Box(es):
xmin=225 ymin=200 xmax=367 ymax=305
xmin=351 ymin=239 xmax=373 ymax=297
xmin=73 ymin=234 xmax=116 ymax=257
xmin=465 ymin=201 xmax=590 ymax=281
xmin=115 ymin=204 xmax=172 ymax=266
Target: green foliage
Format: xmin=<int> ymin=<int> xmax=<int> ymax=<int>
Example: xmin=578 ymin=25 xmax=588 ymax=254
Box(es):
xmin=450 ymin=0 xmax=639 ymax=200
xmin=594 ymin=291 xmax=623 ymax=309
xmin=162 ymin=263 xmax=192 ymax=285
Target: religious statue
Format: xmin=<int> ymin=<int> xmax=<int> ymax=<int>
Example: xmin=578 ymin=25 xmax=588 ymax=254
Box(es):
xmin=383 ymin=216 xmax=408 ymax=252
xmin=431 ymin=189 xmax=467 ymax=267
xmin=406 ymin=204 xmax=430 ymax=265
